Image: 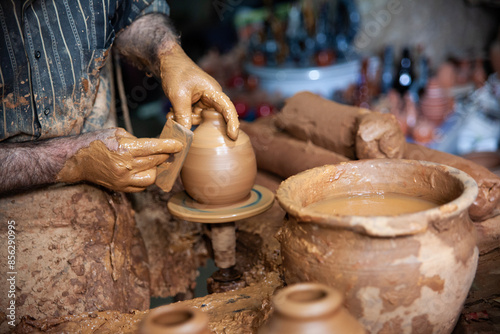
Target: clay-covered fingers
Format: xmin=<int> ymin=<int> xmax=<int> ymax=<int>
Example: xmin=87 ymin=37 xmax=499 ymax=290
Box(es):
xmin=200 ymin=91 xmax=240 ymax=140
xmin=128 ymin=169 xmax=158 ymax=188
xmin=191 ymin=104 xmax=203 ymax=125
xmin=131 ymin=154 xmax=169 ymax=172
xmin=169 ymin=94 xmax=194 ymax=130
xmin=166 ymin=110 xmax=201 ymax=126
xmin=119 ymin=138 xmax=183 ymax=157
xmin=114 ymin=127 xmax=135 ymax=139
xmin=116 ymin=166 xmax=161 ymax=192
xmin=121 ymin=185 xmax=149 ymax=193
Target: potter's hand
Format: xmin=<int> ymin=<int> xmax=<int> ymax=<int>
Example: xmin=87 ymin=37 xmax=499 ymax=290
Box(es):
xmin=159 ymin=44 xmax=239 ymax=140
xmin=56 ymin=128 xmax=183 ymax=192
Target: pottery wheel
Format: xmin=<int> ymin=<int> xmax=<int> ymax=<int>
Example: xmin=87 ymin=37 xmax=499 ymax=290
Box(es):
xmin=167 ymin=185 xmax=274 ymax=223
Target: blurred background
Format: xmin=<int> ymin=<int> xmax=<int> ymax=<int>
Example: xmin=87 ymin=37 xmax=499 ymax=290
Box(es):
xmin=119 ymin=0 xmax=500 ymax=172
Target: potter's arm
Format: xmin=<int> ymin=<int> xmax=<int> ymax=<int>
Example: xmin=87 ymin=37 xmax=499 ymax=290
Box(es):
xmin=113 ymin=13 xmax=240 ymax=140
xmin=0 ymin=136 xmax=76 ymax=194
xmin=0 ymin=129 xmax=181 ymax=195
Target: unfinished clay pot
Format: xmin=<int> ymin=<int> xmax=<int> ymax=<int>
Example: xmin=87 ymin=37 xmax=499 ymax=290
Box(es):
xmin=139 ymin=304 xmax=210 ymax=334
xmin=276 ymin=159 xmax=479 ymax=334
xmin=259 ymin=283 xmax=365 ymax=334
xmin=181 ymin=109 xmax=257 ymax=205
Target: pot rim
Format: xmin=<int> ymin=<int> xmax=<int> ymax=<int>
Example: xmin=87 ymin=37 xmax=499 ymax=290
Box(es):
xmin=273 ymin=283 xmax=343 ymax=319
xmin=140 ymin=304 xmax=208 ymax=334
xmin=276 ymin=159 xmax=479 ymax=237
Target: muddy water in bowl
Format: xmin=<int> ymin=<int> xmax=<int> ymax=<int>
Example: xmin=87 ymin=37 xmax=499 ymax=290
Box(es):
xmin=307 ymin=193 xmax=439 ymax=216
xmin=276 ymin=159 xmax=479 ymax=334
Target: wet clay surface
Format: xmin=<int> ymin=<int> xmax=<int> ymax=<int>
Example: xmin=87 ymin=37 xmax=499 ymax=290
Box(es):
xmin=0 ymin=184 xmax=150 ymax=331
xmin=181 ymin=110 xmax=256 ymax=205
xmin=404 ymin=143 xmax=500 ymax=221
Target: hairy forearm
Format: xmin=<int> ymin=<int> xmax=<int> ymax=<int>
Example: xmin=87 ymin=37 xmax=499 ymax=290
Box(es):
xmin=114 ymin=13 xmax=179 ymax=77
xmin=0 ymin=131 xmax=115 ymax=195
xmin=0 ymin=140 xmax=68 ymax=194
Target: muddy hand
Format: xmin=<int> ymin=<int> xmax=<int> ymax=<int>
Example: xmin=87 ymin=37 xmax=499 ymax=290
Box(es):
xmin=56 ymin=128 xmax=183 ymax=192
xmin=159 ymin=43 xmax=239 ymax=140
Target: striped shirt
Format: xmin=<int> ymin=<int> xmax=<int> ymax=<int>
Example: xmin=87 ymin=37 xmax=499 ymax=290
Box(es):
xmin=0 ymin=0 xmax=169 ymax=143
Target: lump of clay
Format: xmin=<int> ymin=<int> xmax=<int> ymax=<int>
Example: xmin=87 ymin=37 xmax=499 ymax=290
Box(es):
xmin=276 ymin=91 xmax=405 ymax=160
xmin=356 ymin=112 xmax=405 ymax=159
xmin=241 ymin=118 xmax=349 ymax=179
xmin=276 ymin=91 xmax=369 ymax=159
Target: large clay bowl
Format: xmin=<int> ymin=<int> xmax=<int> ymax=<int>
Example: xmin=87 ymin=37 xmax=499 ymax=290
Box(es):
xmin=181 ymin=110 xmax=257 ymax=205
xmin=276 ymin=159 xmax=479 ymax=334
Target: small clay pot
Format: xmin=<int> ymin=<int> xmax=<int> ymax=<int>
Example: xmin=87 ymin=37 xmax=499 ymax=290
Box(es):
xmin=276 ymin=159 xmax=479 ymax=334
xmin=259 ymin=283 xmax=366 ymax=334
xmin=181 ymin=109 xmax=257 ymax=205
xmin=139 ymin=304 xmax=210 ymax=334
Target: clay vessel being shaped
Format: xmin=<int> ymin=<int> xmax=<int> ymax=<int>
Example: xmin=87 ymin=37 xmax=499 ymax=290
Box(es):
xmin=276 ymin=159 xmax=479 ymax=334
xmin=259 ymin=283 xmax=366 ymax=334
xmin=181 ymin=109 xmax=257 ymax=205
xmin=139 ymin=304 xmax=210 ymax=334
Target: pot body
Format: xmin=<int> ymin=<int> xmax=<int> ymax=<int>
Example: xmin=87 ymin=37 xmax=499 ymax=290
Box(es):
xmin=276 ymin=159 xmax=479 ymax=334
xmin=181 ymin=110 xmax=257 ymax=205
xmin=259 ymin=283 xmax=365 ymax=334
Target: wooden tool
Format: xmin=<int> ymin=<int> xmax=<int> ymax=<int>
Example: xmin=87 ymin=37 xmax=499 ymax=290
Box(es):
xmin=155 ymin=118 xmax=193 ymax=192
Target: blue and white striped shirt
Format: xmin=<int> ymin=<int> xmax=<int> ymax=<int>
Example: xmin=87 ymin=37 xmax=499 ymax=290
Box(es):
xmin=0 ymin=0 xmax=169 ymax=142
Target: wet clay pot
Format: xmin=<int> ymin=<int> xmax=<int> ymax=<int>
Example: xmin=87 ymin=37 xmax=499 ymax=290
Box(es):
xmin=276 ymin=159 xmax=479 ymax=334
xmin=139 ymin=304 xmax=210 ymax=334
xmin=181 ymin=109 xmax=257 ymax=205
xmin=259 ymin=283 xmax=366 ymax=334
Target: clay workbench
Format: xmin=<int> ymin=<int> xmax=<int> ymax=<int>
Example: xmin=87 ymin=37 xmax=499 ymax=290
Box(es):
xmin=12 ymin=172 xmax=285 ymax=334
xmin=11 ymin=170 xmax=500 ymax=333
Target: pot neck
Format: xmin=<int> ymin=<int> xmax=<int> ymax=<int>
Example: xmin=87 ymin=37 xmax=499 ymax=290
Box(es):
xmin=201 ymin=109 xmax=225 ymax=125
